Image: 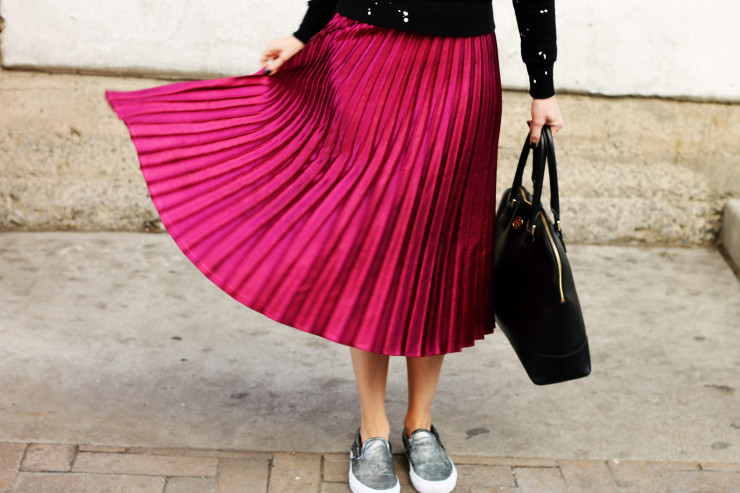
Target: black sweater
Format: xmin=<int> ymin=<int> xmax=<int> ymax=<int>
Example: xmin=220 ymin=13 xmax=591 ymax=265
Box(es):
xmin=293 ymin=0 xmax=557 ymax=99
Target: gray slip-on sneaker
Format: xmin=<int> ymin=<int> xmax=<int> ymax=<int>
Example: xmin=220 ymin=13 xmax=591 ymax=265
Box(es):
xmin=349 ymin=428 xmax=401 ymax=493
xmin=402 ymin=424 xmax=457 ymax=493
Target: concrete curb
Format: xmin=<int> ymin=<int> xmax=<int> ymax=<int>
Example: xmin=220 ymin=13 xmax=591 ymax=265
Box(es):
xmin=721 ymin=199 xmax=740 ymax=269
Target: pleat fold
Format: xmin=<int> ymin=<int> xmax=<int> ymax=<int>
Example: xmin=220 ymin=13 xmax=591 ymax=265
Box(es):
xmin=106 ymin=12 xmax=502 ymax=356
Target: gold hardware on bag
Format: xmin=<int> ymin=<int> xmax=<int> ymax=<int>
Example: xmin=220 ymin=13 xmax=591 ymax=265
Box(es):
xmin=516 ymin=187 xmax=563 ymax=299
xmin=512 ymin=217 xmax=524 ymax=229
xmin=519 ymin=188 xmax=531 ymax=205
xmin=541 ymin=211 xmax=565 ymax=302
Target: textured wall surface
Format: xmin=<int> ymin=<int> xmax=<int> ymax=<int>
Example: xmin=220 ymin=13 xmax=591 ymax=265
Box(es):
xmin=721 ymin=200 xmax=740 ymax=266
xmin=493 ymin=0 xmax=740 ymax=100
xmin=1 ymin=70 xmax=737 ymax=243
xmin=1 ymin=0 xmax=738 ymax=100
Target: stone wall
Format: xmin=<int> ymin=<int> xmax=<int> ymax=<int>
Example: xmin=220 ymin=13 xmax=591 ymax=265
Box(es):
xmin=1 ymin=69 xmax=736 ymax=244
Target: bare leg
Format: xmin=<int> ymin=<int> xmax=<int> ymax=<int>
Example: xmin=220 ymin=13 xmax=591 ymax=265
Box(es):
xmin=404 ymin=354 xmax=444 ymax=434
xmin=350 ymin=346 xmax=391 ymax=443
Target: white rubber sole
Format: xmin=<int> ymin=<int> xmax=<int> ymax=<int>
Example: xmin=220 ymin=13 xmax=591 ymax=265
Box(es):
xmin=408 ymin=461 xmax=458 ymax=493
xmin=349 ymin=463 xmax=401 ymax=493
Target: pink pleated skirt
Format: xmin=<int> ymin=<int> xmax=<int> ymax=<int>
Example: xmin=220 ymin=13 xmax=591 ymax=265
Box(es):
xmin=106 ymin=12 xmax=503 ymax=357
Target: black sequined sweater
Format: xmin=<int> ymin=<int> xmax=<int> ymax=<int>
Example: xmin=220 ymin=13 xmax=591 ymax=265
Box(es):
xmin=292 ymin=0 xmax=557 ymax=99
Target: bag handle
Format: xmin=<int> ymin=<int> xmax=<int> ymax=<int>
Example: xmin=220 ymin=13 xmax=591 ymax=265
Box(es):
xmin=541 ymin=126 xmax=562 ymax=239
xmin=507 ymin=125 xmax=563 ymax=242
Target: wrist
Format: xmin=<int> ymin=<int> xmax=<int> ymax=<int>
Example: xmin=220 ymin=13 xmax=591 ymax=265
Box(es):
xmin=529 ymin=82 xmax=555 ymax=99
xmin=292 ymin=30 xmax=309 ymax=45
xmin=526 ymin=64 xmax=555 ymax=99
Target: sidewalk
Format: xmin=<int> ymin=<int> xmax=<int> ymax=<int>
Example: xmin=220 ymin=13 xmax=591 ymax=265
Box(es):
xmin=2 ymin=441 xmax=739 ymax=492
xmin=1 ymin=232 xmax=740 ymax=492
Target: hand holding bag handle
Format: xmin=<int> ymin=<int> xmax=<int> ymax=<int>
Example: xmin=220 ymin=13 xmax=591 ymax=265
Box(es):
xmin=509 ymin=127 xmax=561 ymax=246
xmin=494 ymin=125 xmax=590 ymax=385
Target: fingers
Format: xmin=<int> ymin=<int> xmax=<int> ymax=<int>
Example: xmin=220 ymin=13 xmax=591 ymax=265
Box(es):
xmin=260 ymin=55 xmax=281 ymax=75
xmin=538 ymin=120 xmax=562 ymax=141
xmin=260 ymin=49 xmax=277 ymax=73
xmin=529 ymin=119 xmax=544 ymax=147
xmin=259 ymin=43 xmax=284 ymax=75
xmin=263 ymin=57 xmax=277 ymax=75
xmin=259 ymin=47 xmax=277 ymax=65
xmin=268 ymin=55 xmax=288 ymax=75
xmin=260 ymin=36 xmax=305 ymax=76
xmin=549 ymin=120 xmax=564 ymax=136
xmin=259 ymin=55 xmax=273 ymax=73
xmin=530 ymin=96 xmax=564 ymax=145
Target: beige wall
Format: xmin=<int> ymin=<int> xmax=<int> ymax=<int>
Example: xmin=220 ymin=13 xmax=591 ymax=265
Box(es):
xmin=1 ymin=0 xmax=739 ymax=101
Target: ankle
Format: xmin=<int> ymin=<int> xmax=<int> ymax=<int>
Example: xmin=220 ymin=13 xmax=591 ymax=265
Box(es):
xmin=403 ymin=414 xmax=432 ymax=435
xmin=360 ymin=422 xmax=391 ymax=443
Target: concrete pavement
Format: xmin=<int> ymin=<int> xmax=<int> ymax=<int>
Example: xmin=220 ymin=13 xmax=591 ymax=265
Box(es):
xmin=1 ymin=232 xmax=740 ymax=491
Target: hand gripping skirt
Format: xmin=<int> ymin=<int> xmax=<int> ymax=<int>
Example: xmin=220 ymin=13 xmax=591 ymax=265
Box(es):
xmin=106 ymin=12 xmax=503 ymax=357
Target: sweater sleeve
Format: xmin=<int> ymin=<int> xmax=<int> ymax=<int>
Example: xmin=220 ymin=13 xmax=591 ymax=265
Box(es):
xmin=293 ymin=0 xmax=338 ymax=44
xmin=512 ymin=0 xmax=557 ymax=99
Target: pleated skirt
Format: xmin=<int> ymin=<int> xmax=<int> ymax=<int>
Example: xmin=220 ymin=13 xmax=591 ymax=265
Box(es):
xmin=106 ymin=12 xmax=503 ymax=357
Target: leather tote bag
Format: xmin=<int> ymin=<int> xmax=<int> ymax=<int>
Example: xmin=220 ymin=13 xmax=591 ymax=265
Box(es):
xmin=494 ymin=126 xmax=591 ymax=385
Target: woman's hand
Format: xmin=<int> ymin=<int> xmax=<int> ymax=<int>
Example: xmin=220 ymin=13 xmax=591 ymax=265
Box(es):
xmin=260 ymin=35 xmax=306 ymax=76
xmin=529 ymin=96 xmax=564 ymax=146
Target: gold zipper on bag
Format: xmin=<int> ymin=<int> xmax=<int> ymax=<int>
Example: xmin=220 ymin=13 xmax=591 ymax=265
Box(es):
xmin=540 ymin=211 xmax=565 ymax=303
xmin=515 ymin=189 xmax=565 ymax=303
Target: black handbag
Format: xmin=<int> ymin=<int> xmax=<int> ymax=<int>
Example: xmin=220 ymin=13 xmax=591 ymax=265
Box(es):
xmin=494 ymin=125 xmax=591 ymax=385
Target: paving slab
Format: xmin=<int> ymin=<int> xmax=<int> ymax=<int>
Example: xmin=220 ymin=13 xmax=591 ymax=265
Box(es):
xmin=71 ymin=452 xmax=217 ymax=477
xmin=514 ymin=467 xmax=567 ymax=493
xmin=268 ymin=453 xmax=321 ymax=493
xmin=607 ymin=460 xmax=667 ymax=492
xmin=455 ymin=463 xmax=515 ymax=490
xmin=2 ymin=441 xmax=740 ymax=493
xmin=0 ymin=444 xmax=25 ymax=492
xmin=558 ymin=459 xmax=618 ymax=493
xmin=164 ymin=477 xmax=218 ymax=493
xmin=19 ymin=444 xmax=74 ymax=473
xmin=216 ymin=458 xmax=269 ymax=493
xmin=0 ymin=232 xmax=739 ymax=465
xmin=12 ymin=472 xmax=166 ymax=493
xmin=660 ymin=470 xmax=740 ymax=492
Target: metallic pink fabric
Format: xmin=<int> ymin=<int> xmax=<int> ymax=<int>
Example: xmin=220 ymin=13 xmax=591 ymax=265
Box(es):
xmin=106 ymin=12 xmax=503 ymax=356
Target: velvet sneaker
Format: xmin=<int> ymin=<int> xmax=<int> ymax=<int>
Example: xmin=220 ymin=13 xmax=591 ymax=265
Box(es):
xmin=402 ymin=424 xmax=457 ymax=493
xmin=349 ymin=428 xmax=401 ymax=493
